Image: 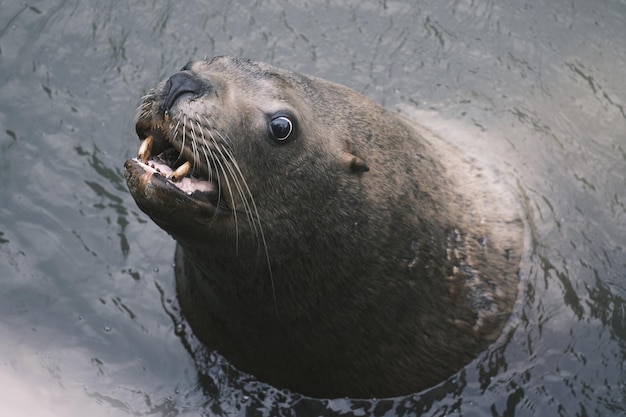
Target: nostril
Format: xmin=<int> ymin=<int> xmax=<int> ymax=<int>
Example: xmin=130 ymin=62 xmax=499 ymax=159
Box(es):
xmin=160 ymin=71 xmax=210 ymax=112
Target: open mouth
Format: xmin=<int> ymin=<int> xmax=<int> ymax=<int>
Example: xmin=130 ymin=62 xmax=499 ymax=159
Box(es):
xmin=126 ymin=122 xmax=227 ymax=212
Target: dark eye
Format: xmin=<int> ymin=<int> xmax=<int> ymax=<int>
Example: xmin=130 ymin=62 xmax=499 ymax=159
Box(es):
xmin=269 ymin=116 xmax=294 ymax=142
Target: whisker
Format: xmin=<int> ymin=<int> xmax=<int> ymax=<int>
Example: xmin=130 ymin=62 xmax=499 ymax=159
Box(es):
xmin=198 ymin=125 xmax=242 ymax=252
xmin=211 ymin=137 xmax=259 ymax=239
xmin=173 ymin=115 xmax=278 ymax=313
xmin=214 ymin=132 xmax=277 ymax=313
xmin=189 ymin=116 xmax=201 ymax=174
xmin=172 ymin=119 xmax=182 ymax=158
xmin=210 ymin=141 xmax=257 ymax=255
xmin=196 ymin=122 xmax=228 ymax=227
xmin=179 ymin=115 xmax=189 ymax=165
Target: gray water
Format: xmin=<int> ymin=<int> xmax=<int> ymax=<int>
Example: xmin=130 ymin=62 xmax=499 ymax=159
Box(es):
xmin=1 ymin=0 xmax=625 ymax=416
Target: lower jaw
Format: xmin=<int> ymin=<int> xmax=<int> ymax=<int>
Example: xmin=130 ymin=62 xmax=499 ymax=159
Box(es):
xmin=124 ymin=158 xmax=224 ymax=223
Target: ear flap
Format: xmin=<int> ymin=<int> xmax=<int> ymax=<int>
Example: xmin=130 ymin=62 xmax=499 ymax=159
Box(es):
xmin=341 ymin=151 xmax=370 ymax=174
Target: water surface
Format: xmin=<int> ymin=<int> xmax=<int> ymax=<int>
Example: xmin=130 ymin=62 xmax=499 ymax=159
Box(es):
xmin=1 ymin=0 xmax=625 ymax=416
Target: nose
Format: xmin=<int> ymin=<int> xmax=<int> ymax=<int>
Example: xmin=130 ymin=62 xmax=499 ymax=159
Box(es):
xmin=160 ymin=71 xmax=210 ymax=112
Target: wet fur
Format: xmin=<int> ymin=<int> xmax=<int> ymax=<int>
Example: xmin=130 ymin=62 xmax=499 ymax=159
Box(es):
xmin=127 ymin=56 xmax=523 ymax=398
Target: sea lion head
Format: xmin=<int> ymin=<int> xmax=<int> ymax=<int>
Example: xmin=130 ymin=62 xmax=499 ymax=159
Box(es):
xmin=125 ymin=55 xmax=414 ymax=263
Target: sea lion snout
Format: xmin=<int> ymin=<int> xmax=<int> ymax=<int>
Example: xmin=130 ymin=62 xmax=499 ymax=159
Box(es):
xmin=160 ymin=71 xmax=211 ymax=112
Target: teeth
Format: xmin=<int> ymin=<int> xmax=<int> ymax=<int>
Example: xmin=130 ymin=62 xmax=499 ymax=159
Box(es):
xmin=168 ymin=161 xmax=192 ymax=182
xmin=138 ymin=135 xmax=154 ymax=163
xmin=138 ymin=135 xmax=192 ymax=182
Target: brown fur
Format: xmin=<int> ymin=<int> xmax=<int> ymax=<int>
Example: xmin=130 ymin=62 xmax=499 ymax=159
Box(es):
xmin=124 ymin=56 xmax=523 ymax=398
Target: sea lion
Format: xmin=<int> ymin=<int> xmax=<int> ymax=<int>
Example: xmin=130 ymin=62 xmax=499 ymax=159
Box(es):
xmin=124 ymin=56 xmax=523 ymax=399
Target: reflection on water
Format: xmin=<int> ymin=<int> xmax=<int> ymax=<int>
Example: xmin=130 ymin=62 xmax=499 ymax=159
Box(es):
xmin=0 ymin=0 xmax=625 ymax=415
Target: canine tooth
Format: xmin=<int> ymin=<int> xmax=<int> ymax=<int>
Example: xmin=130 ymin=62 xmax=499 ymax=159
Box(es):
xmin=169 ymin=161 xmax=191 ymax=182
xmin=138 ymin=135 xmax=154 ymax=163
